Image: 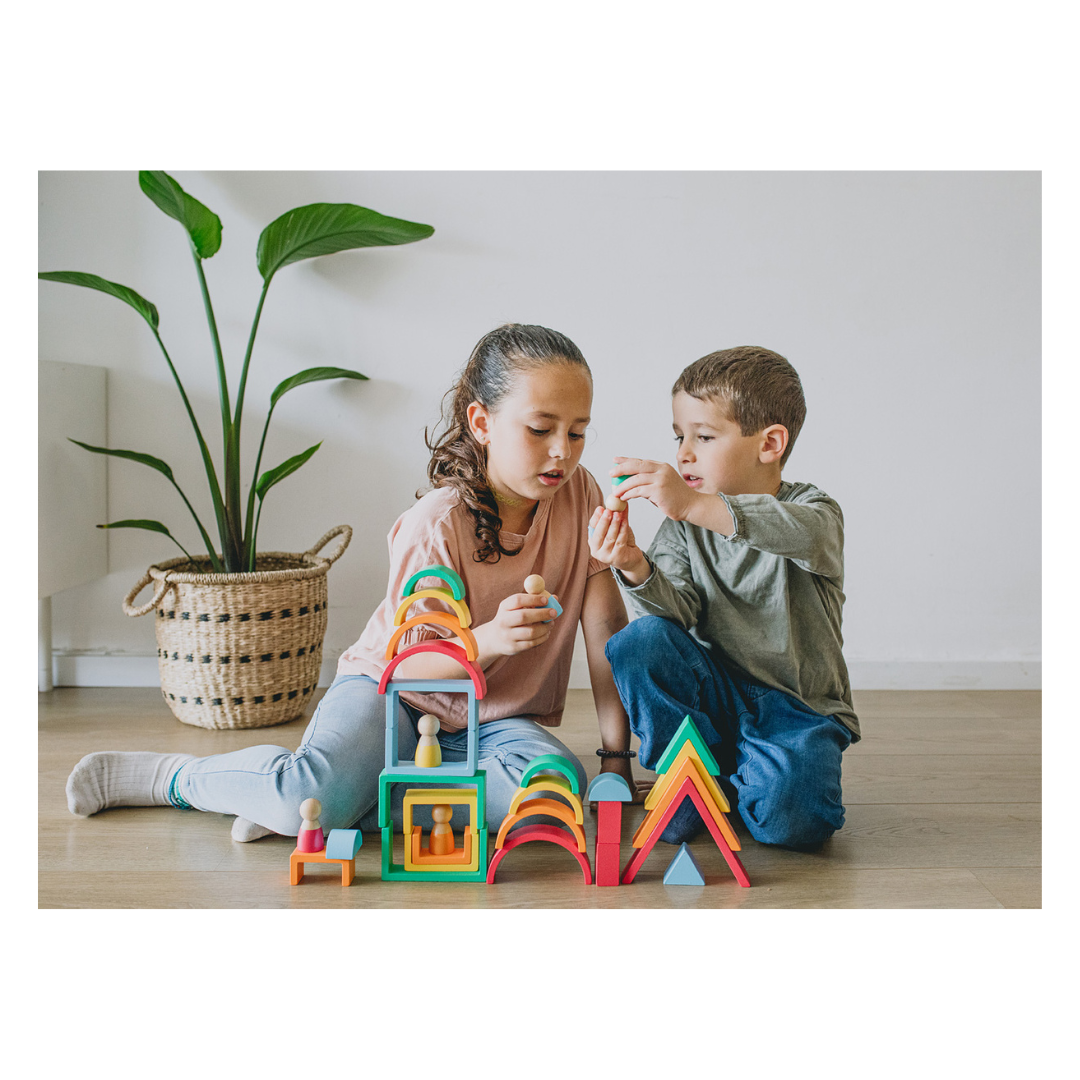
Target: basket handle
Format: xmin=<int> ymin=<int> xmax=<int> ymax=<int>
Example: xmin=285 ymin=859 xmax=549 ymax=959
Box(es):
xmin=123 ymin=570 xmax=173 ymax=617
xmin=304 ymin=525 xmax=353 ymax=566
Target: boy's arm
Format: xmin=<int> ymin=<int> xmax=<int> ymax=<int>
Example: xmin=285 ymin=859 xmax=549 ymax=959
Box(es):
xmin=579 ymin=570 xmax=647 ymax=800
xmin=611 ymin=460 xmax=844 ymax=581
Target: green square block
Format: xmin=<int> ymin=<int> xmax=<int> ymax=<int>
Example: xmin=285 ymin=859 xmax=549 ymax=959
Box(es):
xmin=378 ymin=768 xmax=486 ymax=829
xmin=380 ymin=824 xmax=490 ymax=882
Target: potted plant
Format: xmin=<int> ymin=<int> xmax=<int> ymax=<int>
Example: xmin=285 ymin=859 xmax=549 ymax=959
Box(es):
xmin=40 ymin=171 xmax=434 ymax=729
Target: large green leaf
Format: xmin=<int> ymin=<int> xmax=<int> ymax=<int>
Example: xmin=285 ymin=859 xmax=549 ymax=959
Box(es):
xmin=256 ymin=203 xmax=433 ymax=283
xmin=69 ymin=439 xmax=175 ymax=481
xmin=98 ymin=518 xmax=174 ymax=535
xmin=255 ymin=443 xmax=321 ymax=500
xmin=139 ymin=171 xmax=222 ymax=259
xmin=38 ymin=271 xmax=159 ymax=329
xmin=269 ymin=367 xmax=369 ymax=411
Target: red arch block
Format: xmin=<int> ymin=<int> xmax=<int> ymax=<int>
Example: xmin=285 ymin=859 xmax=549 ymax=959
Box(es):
xmin=377 ymin=640 xmax=487 ymax=698
xmin=485 ymin=824 xmax=592 ymax=884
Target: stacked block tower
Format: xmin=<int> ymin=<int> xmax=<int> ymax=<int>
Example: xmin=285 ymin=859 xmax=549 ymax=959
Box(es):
xmin=377 ymin=564 xmax=489 ymax=882
xmin=486 ymin=754 xmax=592 ymax=884
xmin=622 ymin=715 xmax=751 ymax=887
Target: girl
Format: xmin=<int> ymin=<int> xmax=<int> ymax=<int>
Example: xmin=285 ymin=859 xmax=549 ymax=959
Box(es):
xmin=66 ymin=324 xmax=640 ymax=840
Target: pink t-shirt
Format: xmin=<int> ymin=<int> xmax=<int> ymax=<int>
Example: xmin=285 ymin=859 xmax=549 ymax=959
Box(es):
xmin=337 ymin=467 xmax=608 ymax=730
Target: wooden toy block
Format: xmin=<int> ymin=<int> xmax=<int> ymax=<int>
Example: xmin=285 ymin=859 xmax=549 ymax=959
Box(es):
xmin=382 ymin=680 xmax=479 ymax=774
xmin=402 ymin=564 xmax=466 ymax=600
xmin=494 ymin=798 xmax=587 ymax=852
xmin=663 ymin=842 xmax=705 ymax=886
xmin=655 ymin=715 xmax=722 ymax=776
xmin=408 ymin=825 xmax=479 ymax=869
xmin=378 ymin=769 xmax=486 ymax=829
xmin=485 ymin=824 xmax=592 ymax=885
xmin=393 ymin=587 xmax=472 ymax=628
xmin=509 ymin=779 xmax=583 ymax=822
xmin=585 ymin=773 xmax=633 ymax=804
xmin=385 ymin=612 xmax=480 ymax=662
xmin=296 ymin=797 xmax=325 ymax=853
xmin=523 ymin=574 xmax=562 ymax=618
xmin=633 ymin=755 xmax=740 ymax=851
xmin=289 ymin=844 xmax=357 ymax=886
xmin=378 ymin=641 xmax=487 ymax=697
xmin=324 ymin=828 xmax=363 ymax=860
xmin=621 ymin=776 xmax=750 ymax=887
xmin=519 ymin=754 xmax=581 ymax=794
xmin=645 ymin=745 xmax=731 ymax=815
xmin=381 ymin=823 xmax=489 ymax=882
xmin=595 ymin=800 xmax=623 ymax=845
xmin=415 ymin=714 xmax=442 ymax=768
xmin=594 ymin=842 xmax=622 ymax=887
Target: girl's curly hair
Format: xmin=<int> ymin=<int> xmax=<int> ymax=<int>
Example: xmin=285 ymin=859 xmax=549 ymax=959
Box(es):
xmin=424 ymin=323 xmax=590 ymax=563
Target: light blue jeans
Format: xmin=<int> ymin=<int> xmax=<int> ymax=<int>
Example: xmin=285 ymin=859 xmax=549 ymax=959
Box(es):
xmin=173 ymin=674 xmax=587 ymax=836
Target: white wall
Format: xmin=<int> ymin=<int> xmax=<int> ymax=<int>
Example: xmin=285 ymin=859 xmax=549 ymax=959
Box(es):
xmin=38 ymin=171 xmax=1040 ymax=689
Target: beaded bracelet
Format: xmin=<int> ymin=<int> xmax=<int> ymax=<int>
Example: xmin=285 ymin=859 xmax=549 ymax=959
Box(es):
xmin=596 ymin=748 xmax=636 ymax=758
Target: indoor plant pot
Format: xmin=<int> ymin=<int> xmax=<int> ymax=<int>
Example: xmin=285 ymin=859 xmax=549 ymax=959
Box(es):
xmin=124 ymin=525 xmax=351 ymax=730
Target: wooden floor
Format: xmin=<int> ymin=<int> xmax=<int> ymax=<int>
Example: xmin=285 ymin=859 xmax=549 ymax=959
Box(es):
xmin=38 ymin=686 xmax=1041 ymax=909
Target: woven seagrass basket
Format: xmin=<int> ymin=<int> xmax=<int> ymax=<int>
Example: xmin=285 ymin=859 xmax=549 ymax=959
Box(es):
xmin=122 ymin=526 xmax=351 ymax=730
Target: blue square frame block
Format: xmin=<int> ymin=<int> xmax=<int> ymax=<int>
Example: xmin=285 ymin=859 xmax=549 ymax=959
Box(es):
xmin=382 ymin=678 xmax=479 ymax=775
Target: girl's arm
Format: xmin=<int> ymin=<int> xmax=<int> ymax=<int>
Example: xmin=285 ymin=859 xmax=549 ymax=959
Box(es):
xmin=580 ymin=569 xmax=648 ymax=802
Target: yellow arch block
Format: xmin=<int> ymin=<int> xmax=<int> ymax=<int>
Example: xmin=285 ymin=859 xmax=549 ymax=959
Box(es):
xmin=509 ymin=777 xmax=583 ymax=822
xmin=385 ymin=612 xmax=479 ymax=662
xmin=393 ymin=588 xmax=472 ymax=629
xmin=495 ymin=798 xmax=587 ymax=851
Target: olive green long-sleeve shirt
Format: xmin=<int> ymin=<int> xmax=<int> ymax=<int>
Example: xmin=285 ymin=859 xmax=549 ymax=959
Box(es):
xmin=616 ymin=480 xmax=859 ymax=739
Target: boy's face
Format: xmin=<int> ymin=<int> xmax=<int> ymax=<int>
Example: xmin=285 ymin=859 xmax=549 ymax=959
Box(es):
xmin=671 ymin=391 xmax=777 ymax=497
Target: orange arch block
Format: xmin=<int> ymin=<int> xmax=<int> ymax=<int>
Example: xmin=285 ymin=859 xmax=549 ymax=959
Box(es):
xmin=495 ymin=798 xmax=587 ymax=852
xmin=377 ymin=640 xmax=487 ymax=698
xmin=384 ymin=612 xmax=479 ymax=662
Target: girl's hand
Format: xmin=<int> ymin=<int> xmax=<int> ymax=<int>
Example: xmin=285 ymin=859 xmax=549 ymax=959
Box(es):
xmin=472 ymin=591 xmax=557 ymax=661
xmin=611 ymin=457 xmax=701 ymax=523
xmin=589 ymin=505 xmax=650 ymax=583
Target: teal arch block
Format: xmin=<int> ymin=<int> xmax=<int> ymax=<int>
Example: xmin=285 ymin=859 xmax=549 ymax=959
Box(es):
xmin=520 ymin=754 xmax=580 ymax=794
xmin=402 ymin=564 xmax=466 ymax=600
xmin=663 ymin=842 xmax=705 ymax=886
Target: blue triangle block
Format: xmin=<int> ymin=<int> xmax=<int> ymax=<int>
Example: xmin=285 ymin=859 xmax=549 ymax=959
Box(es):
xmin=663 ymin=842 xmax=705 ymax=886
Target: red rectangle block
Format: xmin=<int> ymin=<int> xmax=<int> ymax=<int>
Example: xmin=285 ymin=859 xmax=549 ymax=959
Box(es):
xmin=595 ymin=802 xmax=623 ymax=845
xmin=594 ymin=842 xmax=622 ymax=887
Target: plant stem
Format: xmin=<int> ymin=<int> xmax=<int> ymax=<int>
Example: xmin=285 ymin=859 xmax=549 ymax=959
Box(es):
xmin=192 ymin=250 xmax=242 ymax=569
xmin=151 ymin=328 xmax=227 ymax=572
xmin=244 ymin=405 xmax=277 ymax=567
xmin=235 ymin=279 xmax=272 ymax=566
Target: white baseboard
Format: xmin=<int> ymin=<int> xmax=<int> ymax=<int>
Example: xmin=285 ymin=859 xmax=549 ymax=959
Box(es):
xmin=50 ymin=652 xmax=1041 ymax=692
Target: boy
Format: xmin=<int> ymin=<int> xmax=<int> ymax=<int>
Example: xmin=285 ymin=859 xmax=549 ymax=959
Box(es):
xmin=588 ymin=346 xmax=859 ymax=850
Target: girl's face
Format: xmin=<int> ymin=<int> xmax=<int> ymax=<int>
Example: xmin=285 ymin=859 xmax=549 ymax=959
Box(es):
xmin=467 ymin=363 xmax=593 ymax=504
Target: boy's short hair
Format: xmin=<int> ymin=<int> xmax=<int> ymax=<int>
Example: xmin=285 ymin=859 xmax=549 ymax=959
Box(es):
xmin=672 ymin=346 xmax=806 ymax=467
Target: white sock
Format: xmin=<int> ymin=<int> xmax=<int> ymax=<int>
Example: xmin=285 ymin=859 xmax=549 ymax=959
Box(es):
xmin=66 ymin=751 xmax=195 ymax=817
xmin=231 ymin=817 xmax=277 ymax=843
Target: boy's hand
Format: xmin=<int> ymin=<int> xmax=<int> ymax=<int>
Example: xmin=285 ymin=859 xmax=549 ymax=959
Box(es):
xmin=589 ymin=505 xmax=650 ymax=585
xmin=610 ymin=457 xmax=702 ymax=522
xmin=472 ymin=591 xmax=557 ymax=660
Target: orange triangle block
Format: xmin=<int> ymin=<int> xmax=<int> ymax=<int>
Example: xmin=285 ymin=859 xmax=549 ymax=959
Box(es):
xmin=632 ymin=754 xmax=740 ymax=852
xmin=645 ymin=740 xmax=730 ymax=814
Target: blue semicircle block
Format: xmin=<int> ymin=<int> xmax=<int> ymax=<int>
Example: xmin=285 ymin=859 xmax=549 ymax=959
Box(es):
xmin=585 ymin=772 xmax=633 ymax=803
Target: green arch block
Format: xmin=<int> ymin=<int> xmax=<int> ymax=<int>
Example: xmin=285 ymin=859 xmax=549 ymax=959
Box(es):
xmin=520 ymin=754 xmax=580 ymax=794
xmin=402 ymin=564 xmax=466 ymax=600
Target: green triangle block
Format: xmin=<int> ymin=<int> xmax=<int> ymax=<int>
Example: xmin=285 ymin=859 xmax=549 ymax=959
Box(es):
xmin=655 ymin=715 xmax=721 ymax=776
xmin=663 ymin=842 xmax=705 ymax=886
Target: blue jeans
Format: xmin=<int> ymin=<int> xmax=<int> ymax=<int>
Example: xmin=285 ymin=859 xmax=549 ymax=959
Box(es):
xmin=174 ymin=674 xmax=587 ymax=836
xmin=605 ymin=616 xmax=852 ymax=850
